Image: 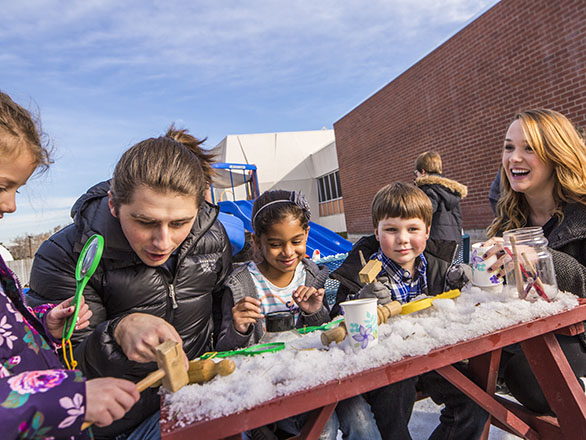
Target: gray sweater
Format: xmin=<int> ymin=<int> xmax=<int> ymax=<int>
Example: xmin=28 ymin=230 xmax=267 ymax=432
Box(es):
xmin=216 ymin=258 xmax=330 ymax=351
xmin=546 ymin=203 xmax=586 ymax=298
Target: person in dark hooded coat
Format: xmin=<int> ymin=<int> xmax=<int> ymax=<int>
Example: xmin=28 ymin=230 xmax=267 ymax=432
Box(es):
xmin=414 ymin=151 xmax=467 ymax=258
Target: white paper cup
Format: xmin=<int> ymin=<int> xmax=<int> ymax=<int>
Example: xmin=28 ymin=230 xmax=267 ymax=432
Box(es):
xmin=471 ymin=242 xmax=502 ymax=287
xmin=340 ymin=298 xmax=378 ymax=351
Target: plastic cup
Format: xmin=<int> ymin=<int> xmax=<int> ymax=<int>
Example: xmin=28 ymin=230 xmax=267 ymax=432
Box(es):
xmin=340 ymin=298 xmax=378 ymax=351
xmin=470 ymin=242 xmax=502 ymax=288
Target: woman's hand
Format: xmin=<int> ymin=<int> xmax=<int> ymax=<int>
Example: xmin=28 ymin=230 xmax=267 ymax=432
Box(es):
xmin=46 ymin=296 xmax=92 ymax=340
xmin=85 ymin=377 xmax=140 ymax=427
xmin=232 ymin=297 xmax=263 ymax=334
xmin=483 ymin=237 xmax=539 ymax=281
xmin=293 ymin=286 xmax=325 ymax=314
xmin=480 ymin=237 xmax=507 ymax=280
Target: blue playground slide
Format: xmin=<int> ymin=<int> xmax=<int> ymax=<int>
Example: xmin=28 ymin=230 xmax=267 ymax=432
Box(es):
xmin=218 ymin=200 xmax=352 ymax=257
xmin=217 ymin=212 xmax=245 ymax=256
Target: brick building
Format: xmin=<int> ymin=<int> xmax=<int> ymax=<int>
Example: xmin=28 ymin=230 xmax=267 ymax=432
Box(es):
xmin=334 ymin=0 xmax=586 ymax=240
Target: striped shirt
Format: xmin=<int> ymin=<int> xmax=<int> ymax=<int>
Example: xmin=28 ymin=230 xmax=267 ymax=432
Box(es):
xmin=375 ymin=248 xmax=428 ymax=303
xmin=247 ymin=261 xmax=307 ymax=327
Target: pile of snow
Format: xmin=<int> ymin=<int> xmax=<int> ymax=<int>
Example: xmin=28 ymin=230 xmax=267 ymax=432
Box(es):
xmin=164 ymin=285 xmax=579 ymax=428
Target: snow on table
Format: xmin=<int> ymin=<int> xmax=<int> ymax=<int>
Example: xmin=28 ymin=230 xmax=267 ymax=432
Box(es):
xmin=163 ymin=285 xmax=578 ymax=427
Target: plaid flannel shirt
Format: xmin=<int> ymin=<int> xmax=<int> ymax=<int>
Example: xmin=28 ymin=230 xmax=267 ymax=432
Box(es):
xmin=375 ymin=248 xmax=428 ymax=303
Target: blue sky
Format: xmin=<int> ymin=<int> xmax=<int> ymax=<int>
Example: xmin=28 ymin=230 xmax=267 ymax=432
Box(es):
xmin=1 ymin=0 xmax=499 ymax=244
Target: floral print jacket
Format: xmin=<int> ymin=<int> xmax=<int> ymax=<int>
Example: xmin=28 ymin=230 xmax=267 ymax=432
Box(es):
xmin=0 ymin=256 xmax=88 ymax=440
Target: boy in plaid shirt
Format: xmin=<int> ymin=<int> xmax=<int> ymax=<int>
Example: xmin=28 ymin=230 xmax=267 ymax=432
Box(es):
xmin=330 ymin=182 xmax=485 ymax=440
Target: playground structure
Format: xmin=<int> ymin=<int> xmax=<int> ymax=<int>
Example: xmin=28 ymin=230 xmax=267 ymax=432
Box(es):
xmin=211 ymin=163 xmax=352 ymax=258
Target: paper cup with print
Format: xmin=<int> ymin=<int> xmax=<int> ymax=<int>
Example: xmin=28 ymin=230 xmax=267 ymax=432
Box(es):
xmin=470 ymin=242 xmax=502 ymax=287
xmin=340 ymin=298 xmax=378 ymax=351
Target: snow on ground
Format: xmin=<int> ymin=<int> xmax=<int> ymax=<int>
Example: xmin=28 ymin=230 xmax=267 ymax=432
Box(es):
xmin=410 ymin=397 xmax=521 ymax=439
xmin=163 ymin=285 xmax=578 ymax=436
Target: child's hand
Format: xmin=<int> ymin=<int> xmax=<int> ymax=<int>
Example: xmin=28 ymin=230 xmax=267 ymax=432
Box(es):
xmin=292 ymin=286 xmax=324 ymax=314
xmin=232 ymin=296 xmax=263 ymax=334
xmin=46 ymin=296 xmax=92 ymax=340
xmin=358 ymin=281 xmax=392 ymax=305
xmin=85 ymin=377 xmax=140 ymax=427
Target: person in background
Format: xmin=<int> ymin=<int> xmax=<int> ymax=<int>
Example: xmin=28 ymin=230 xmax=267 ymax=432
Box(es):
xmin=331 ymin=182 xmax=486 ymax=440
xmin=488 ymin=167 xmax=502 ymax=214
xmin=217 ymin=189 xmax=382 ymax=440
xmin=414 ymin=151 xmax=467 ymax=260
xmin=0 ymin=90 xmax=139 ymax=439
xmin=482 ymin=108 xmax=586 ymax=414
xmin=26 ymin=126 xmax=231 ymax=439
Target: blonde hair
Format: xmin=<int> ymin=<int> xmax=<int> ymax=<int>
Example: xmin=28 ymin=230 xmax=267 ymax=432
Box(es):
xmin=487 ymin=109 xmax=586 ymax=237
xmin=415 ymin=151 xmax=442 ymax=174
xmin=0 ymin=91 xmax=52 ymax=173
xmin=372 ymin=182 xmax=432 ymax=229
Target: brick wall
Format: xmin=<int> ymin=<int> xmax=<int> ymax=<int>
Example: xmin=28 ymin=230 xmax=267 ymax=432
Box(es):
xmin=334 ymin=0 xmax=586 ymax=235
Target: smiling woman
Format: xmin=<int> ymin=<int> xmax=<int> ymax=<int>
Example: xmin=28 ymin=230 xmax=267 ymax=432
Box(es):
xmin=25 ymin=126 xmax=232 ymax=440
xmin=483 ymin=108 xmax=586 ymax=416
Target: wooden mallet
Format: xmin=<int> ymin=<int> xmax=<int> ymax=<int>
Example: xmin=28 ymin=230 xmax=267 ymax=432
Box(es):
xmin=188 ymin=358 xmax=236 ymax=384
xmin=82 ymin=340 xmax=188 ymax=430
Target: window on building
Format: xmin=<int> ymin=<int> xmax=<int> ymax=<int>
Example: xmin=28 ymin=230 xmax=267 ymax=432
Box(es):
xmin=317 ymin=170 xmax=344 ymax=217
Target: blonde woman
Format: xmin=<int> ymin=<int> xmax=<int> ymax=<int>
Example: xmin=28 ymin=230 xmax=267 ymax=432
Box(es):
xmin=483 ymin=108 xmax=586 ymax=414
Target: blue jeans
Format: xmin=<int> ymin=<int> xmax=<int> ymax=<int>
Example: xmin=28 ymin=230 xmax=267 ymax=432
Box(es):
xmin=243 ymin=395 xmax=380 ymax=440
xmin=365 ymin=368 xmax=488 ymax=440
xmin=330 ymin=395 xmax=381 ymax=440
xmin=365 ymin=377 xmax=418 ymax=440
xmin=112 ymin=410 xmax=161 ymax=440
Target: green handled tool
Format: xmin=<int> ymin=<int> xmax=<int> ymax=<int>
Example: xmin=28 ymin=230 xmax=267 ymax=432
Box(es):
xmin=62 ymin=234 xmax=104 ymax=342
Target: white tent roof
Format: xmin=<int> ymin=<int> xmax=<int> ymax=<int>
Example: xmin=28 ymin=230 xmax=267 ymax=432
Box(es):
xmin=214 ymin=129 xmax=335 ymax=190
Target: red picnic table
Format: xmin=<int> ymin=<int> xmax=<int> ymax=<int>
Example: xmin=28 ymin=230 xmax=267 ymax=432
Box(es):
xmin=160 ymin=299 xmax=586 ymax=440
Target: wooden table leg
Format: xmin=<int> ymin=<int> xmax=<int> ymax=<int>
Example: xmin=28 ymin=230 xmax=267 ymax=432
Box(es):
xmin=521 ymin=333 xmax=586 ymax=439
xmin=295 ymin=402 xmax=337 ymax=440
xmin=468 ymin=350 xmax=501 ymax=440
xmin=436 ymin=364 xmax=539 ymax=439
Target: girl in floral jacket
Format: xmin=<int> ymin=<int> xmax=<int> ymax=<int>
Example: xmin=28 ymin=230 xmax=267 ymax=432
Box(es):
xmin=0 ymin=90 xmax=139 ymax=439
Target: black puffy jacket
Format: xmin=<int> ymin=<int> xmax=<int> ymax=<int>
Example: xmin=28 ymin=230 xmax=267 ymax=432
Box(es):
xmin=27 ymin=181 xmax=232 ymax=439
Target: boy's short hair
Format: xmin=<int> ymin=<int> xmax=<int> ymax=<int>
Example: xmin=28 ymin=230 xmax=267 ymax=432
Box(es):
xmin=415 ymin=151 xmax=442 ymax=174
xmin=371 ymin=182 xmax=433 ymax=229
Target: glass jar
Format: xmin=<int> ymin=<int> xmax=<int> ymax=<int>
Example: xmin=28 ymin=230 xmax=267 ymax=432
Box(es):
xmin=503 ymin=227 xmax=558 ymax=302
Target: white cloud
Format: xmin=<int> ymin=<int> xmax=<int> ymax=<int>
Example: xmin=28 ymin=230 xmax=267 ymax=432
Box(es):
xmin=3 ymin=0 xmax=499 ymax=89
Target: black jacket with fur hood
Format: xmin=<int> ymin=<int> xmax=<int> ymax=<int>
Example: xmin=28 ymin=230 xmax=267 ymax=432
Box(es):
xmin=26 ymin=180 xmax=232 ymax=439
xmin=415 ymin=174 xmax=467 ymax=245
